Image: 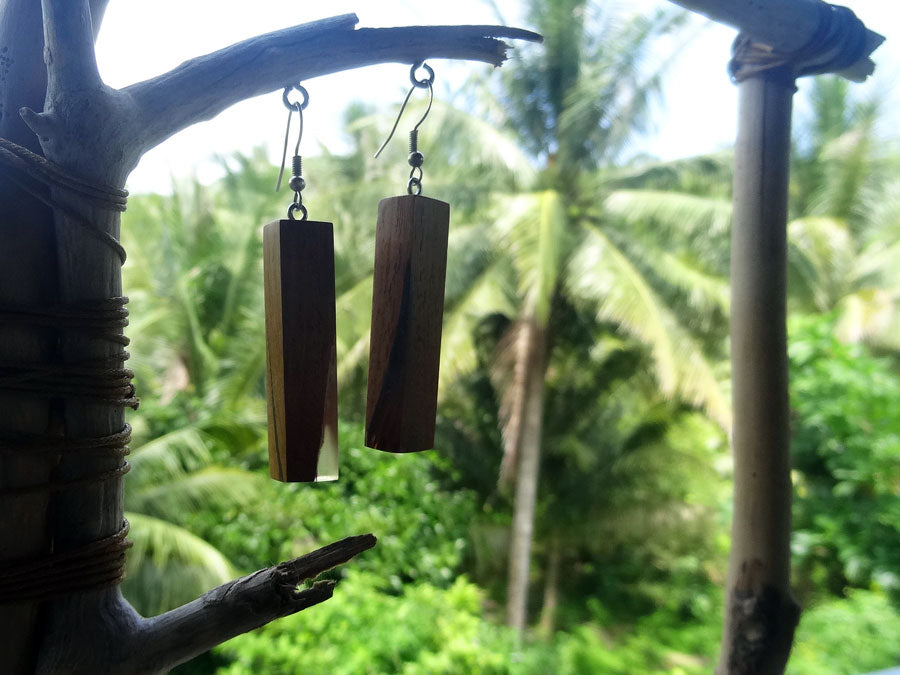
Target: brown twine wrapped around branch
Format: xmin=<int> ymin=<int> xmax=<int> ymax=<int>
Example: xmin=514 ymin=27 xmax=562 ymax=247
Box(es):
xmin=729 ymin=2 xmax=869 ymax=84
xmin=0 ymin=520 xmax=132 ymax=603
xmin=0 ymin=296 xmax=131 ymax=346
xmin=0 ymin=353 xmax=138 ymax=408
xmin=0 ymin=136 xmax=136 ymax=601
xmin=0 ymin=138 xmax=127 ymax=261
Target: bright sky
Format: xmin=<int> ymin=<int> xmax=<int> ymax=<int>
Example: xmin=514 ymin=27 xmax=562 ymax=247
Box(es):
xmin=94 ymin=1 xmax=899 ymax=195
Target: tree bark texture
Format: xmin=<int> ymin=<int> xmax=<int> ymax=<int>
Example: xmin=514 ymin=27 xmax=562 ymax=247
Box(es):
xmin=505 ymin=319 xmax=547 ymax=634
xmin=0 ymin=1 xmax=538 ymax=672
xmin=717 ymin=74 xmax=801 ymax=675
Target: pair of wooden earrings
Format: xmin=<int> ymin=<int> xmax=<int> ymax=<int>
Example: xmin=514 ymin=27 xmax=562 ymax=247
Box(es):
xmin=263 ymin=64 xmax=450 ymax=483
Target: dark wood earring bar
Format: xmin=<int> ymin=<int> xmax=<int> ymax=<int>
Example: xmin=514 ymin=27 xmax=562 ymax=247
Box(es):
xmin=366 ymin=194 xmax=450 ymax=452
xmin=264 ymin=219 xmax=339 ymax=482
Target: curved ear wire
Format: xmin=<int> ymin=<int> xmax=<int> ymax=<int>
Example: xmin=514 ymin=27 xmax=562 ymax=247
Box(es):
xmin=373 ymin=62 xmax=434 ymax=159
xmin=275 ymin=84 xmax=309 ymax=192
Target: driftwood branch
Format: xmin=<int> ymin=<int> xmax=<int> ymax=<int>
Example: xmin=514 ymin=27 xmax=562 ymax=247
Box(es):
xmin=126 ymin=16 xmax=539 ymax=157
xmin=23 ymin=11 xmax=540 ymax=185
xmin=22 ymin=0 xmax=140 ymax=184
xmin=41 ymin=0 xmax=101 ymax=94
xmin=134 ymin=534 xmax=377 ymax=674
xmin=667 ymin=0 xmax=884 ymax=81
xmin=0 ymin=0 xmax=118 ymax=668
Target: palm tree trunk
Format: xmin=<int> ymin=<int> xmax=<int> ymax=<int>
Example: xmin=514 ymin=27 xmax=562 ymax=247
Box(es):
xmin=506 ymin=318 xmax=547 ymax=634
xmin=717 ymin=72 xmax=800 ymax=674
xmin=538 ymin=534 xmax=561 ymax=637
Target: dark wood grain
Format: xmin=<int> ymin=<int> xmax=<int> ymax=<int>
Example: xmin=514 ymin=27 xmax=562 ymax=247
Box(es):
xmin=264 ymin=219 xmax=339 ymax=482
xmin=366 ymin=195 xmax=450 ymax=452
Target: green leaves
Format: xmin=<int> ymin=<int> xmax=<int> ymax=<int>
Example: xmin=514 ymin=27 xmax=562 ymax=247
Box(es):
xmin=494 ymin=190 xmax=568 ymax=325
xmin=789 ymin=314 xmax=900 ymax=599
xmin=569 ymin=223 xmax=730 ymax=429
xmin=122 ymin=512 xmax=237 ymax=617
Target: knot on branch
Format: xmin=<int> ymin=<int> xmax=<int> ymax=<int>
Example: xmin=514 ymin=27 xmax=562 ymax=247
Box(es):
xmin=729 ymin=2 xmax=869 ymax=84
xmin=726 ymin=560 xmax=801 ymax=674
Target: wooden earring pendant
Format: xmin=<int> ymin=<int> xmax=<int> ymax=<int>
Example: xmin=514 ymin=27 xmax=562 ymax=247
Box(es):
xmin=264 ymin=85 xmax=338 ymax=482
xmin=366 ymin=63 xmax=450 ymax=452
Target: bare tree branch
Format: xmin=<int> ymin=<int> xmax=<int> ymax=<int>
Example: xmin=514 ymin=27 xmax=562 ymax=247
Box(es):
xmin=21 ymin=0 xmax=137 ymax=184
xmin=89 ymin=0 xmax=109 ymax=39
xmin=124 ymin=15 xmax=541 ymax=157
xmin=21 ymin=11 xmax=540 ymax=186
xmin=41 ymin=0 xmax=102 ymax=95
xmin=132 ymin=534 xmax=377 ymax=674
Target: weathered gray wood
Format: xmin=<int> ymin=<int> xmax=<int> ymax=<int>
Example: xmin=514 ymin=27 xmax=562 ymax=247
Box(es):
xmin=667 ymin=0 xmax=883 ymax=81
xmin=134 ymin=534 xmax=376 ymax=674
xmin=717 ymin=73 xmax=801 ymax=675
xmin=30 ymin=2 xmax=153 ymax=672
xmin=125 ymin=21 xmax=540 ymax=158
xmin=0 ymin=0 xmax=538 ymax=671
xmin=0 ymin=3 xmax=111 ymax=671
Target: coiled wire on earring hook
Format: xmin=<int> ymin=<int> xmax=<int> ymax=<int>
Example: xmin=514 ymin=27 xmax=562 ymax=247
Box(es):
xmin=276 ymin=84 xmax=310 ymax=220
xmin=374 ymin=62 xmax=434 ymax=196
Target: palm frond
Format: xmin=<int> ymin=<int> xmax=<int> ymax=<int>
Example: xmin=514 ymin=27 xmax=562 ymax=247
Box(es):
xmin=122 ymin=512 xmax=237 ymax=617
xmin=335 ymin=275 xmax=374 ymax=379
xmin=644 ymin=247 xmax=731 ymax=316
xmin=440 ymin=260 xmax=515 ymax=396
xmin=128 ymin=426 xmax=212 ymax=487
xmin=494 ymin=190 xmax=569 ymax=324
xmin=128 ymin=467 xmax=262 ymax=523
xmin=570 ymin=224 xmax=730 ymax=429
xmin=605 ymin=189 xmax=732 ymax=239
xmin=787 ymin=216 xmax=855 ymax=312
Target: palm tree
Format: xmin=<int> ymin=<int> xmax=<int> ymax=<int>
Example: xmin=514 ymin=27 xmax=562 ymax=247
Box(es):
xmin=605 ymin=76 xmax=900 ymax=352
xmin=120 ymin=168 xmax=275 ymax=615
xmin=787 ymin=76 xmax=900 ymax=348
xmin=421 ymin=1 xmax=731 ymax=633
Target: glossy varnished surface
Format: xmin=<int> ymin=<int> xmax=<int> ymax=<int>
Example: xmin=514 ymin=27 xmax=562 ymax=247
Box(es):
xmin=264 ymin=219 xmax=338 ymax=481
xmin=366 ymin=195 xmax=450 ymax=452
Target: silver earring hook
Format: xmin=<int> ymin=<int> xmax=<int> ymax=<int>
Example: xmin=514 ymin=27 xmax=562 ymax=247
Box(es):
xmin=276 ymin=84 xmax=309 ymax=192
xmin=374 ymin=62 xmax=435 ymax=159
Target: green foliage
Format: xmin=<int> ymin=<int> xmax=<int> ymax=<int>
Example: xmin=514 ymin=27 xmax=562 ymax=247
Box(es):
xmin=789 ymin=314 xmax=900 ymax=598
xmin=185 ymin=422 xmax=477 ymax=590
xmin=214 ymin=570 xmax=724 ymax=675
xmin=216 ymin=572 xmax=516 ymax=675
xmin=788 ymin=591 xmax=900 ymax=675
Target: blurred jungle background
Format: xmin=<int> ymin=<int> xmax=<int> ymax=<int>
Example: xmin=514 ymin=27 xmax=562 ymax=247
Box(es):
xmin=109 ymin=1 xmax=900 ymax=672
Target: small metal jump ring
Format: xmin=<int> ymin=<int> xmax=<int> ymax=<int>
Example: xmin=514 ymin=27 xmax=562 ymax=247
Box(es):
xmin=282 ymin=84 xmax=310 ymax=111
xmin=288 ymin=202 xmax=308 ymax=221
xmin=407 ymin=176 xmax=423 ymax=196
xmin=409 ymin=62 xmax=435 ymax=89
